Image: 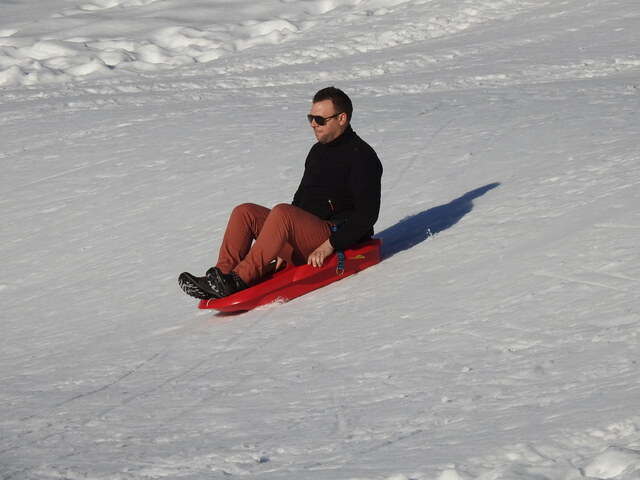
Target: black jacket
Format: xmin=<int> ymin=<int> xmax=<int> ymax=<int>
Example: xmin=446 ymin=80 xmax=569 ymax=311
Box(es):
xmin=292 ymin=125 xmax=383 ymax=251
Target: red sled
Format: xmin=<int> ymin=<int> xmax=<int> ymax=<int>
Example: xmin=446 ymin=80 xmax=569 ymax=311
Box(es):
xmin=198 ymin=238 xmax=382 ymax=313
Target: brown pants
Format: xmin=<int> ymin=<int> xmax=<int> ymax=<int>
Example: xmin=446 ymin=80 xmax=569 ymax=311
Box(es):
xmin=215 ymin=203 xmax=334 ymax=285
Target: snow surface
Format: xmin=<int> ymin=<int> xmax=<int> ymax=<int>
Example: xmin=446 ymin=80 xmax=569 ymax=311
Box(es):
xmin=1 ymin=0 xmax=640 ymax=479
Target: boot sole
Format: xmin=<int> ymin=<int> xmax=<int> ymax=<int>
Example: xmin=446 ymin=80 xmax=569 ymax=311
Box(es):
xmin=178 ymin=272 xmax=216 ymax=300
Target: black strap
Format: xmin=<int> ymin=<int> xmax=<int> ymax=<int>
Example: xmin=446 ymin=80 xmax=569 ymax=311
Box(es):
xmin=331 ymin=225 xmax=345 ymax=275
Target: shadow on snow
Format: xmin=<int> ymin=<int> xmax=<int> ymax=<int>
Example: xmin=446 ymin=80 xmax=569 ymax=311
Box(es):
xmin=376 ymin=182 xmax=501 ymax=260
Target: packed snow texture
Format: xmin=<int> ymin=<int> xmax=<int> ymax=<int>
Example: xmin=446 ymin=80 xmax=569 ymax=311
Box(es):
xmin=1 ymin=0 xmax=640 ymax=479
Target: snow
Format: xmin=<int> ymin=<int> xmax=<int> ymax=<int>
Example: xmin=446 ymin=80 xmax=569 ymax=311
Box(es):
xmin=1 ymin=0 xmax=639 ymax=479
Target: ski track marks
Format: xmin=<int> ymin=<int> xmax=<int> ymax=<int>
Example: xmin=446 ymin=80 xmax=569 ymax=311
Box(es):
xmin=3 ymin=301 xmax=356 ymax=480
xmin=1 ymin=310 xmax=275 ymax=478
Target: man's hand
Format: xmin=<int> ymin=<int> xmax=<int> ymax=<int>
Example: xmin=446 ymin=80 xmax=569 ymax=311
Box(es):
xmin=307 ymin=239 xmax=334 ymax=267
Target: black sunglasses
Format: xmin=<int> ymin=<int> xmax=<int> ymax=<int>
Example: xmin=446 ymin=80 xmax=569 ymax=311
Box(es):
xmin=307 ymin=112 xmax=342 ymax=126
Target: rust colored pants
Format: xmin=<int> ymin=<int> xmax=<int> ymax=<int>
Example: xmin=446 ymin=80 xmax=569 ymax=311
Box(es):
xmin=215 ymin=203 xmax=334 ymax=285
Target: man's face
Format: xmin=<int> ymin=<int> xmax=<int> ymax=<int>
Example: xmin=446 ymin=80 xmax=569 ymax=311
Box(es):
xmin=309 ymin=99 xmax=348 ymax=144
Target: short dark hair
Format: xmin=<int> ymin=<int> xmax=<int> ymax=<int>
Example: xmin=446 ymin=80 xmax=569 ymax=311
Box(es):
xmin=313 ymin=86 xmax=353 ymax=121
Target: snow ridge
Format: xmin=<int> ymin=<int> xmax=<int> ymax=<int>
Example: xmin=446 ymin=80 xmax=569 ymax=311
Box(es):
xmin=0 ymin=0 xmax=546 ymax=87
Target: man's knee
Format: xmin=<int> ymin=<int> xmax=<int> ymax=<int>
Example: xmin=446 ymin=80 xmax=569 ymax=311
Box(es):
xmin=232 ymin=202 xmax=262 ymax=218
xmin=271 ymin=203 xmax=294 ymax=213
xmin=269 ymin=203 xmax=298 ymax=221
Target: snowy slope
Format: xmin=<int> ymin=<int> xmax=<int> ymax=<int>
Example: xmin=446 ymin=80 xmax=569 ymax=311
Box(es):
xmin=1 ymin=0 xmax=640 ymax=479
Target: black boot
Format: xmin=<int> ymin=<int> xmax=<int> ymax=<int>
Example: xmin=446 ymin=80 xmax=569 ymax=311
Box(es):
xmin=178 ymin=269 xmax=221 ymax=299
xmin=206 ymin=267 xmax=248 ymax=298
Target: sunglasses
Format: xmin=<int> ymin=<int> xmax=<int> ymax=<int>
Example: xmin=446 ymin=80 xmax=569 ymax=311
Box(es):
xmin=307 ymin=112 xmax=342 ymax=126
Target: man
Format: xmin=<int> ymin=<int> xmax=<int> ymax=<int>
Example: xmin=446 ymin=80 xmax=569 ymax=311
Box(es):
xmin=178 ymin=87 xmax=383 ymax=299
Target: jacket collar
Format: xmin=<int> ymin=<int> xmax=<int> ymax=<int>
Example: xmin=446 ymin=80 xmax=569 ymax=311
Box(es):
xmin=324 ymin=124 xmax=354 ymax=147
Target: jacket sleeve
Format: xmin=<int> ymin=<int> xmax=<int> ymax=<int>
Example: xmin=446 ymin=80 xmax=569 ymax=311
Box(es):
xmin=329 ymin=149 xmax=383 ymax=251
xmin=291 ymin=148 xmax=314 ymax=207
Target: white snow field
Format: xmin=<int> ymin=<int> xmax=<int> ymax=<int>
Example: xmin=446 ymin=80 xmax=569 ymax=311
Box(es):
xmin=1 ymin=0 xmax=640 ymax=478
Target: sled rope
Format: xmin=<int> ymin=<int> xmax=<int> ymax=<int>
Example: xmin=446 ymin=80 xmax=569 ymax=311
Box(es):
xmin=332 ymin=225 xmax=345 ymax=275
